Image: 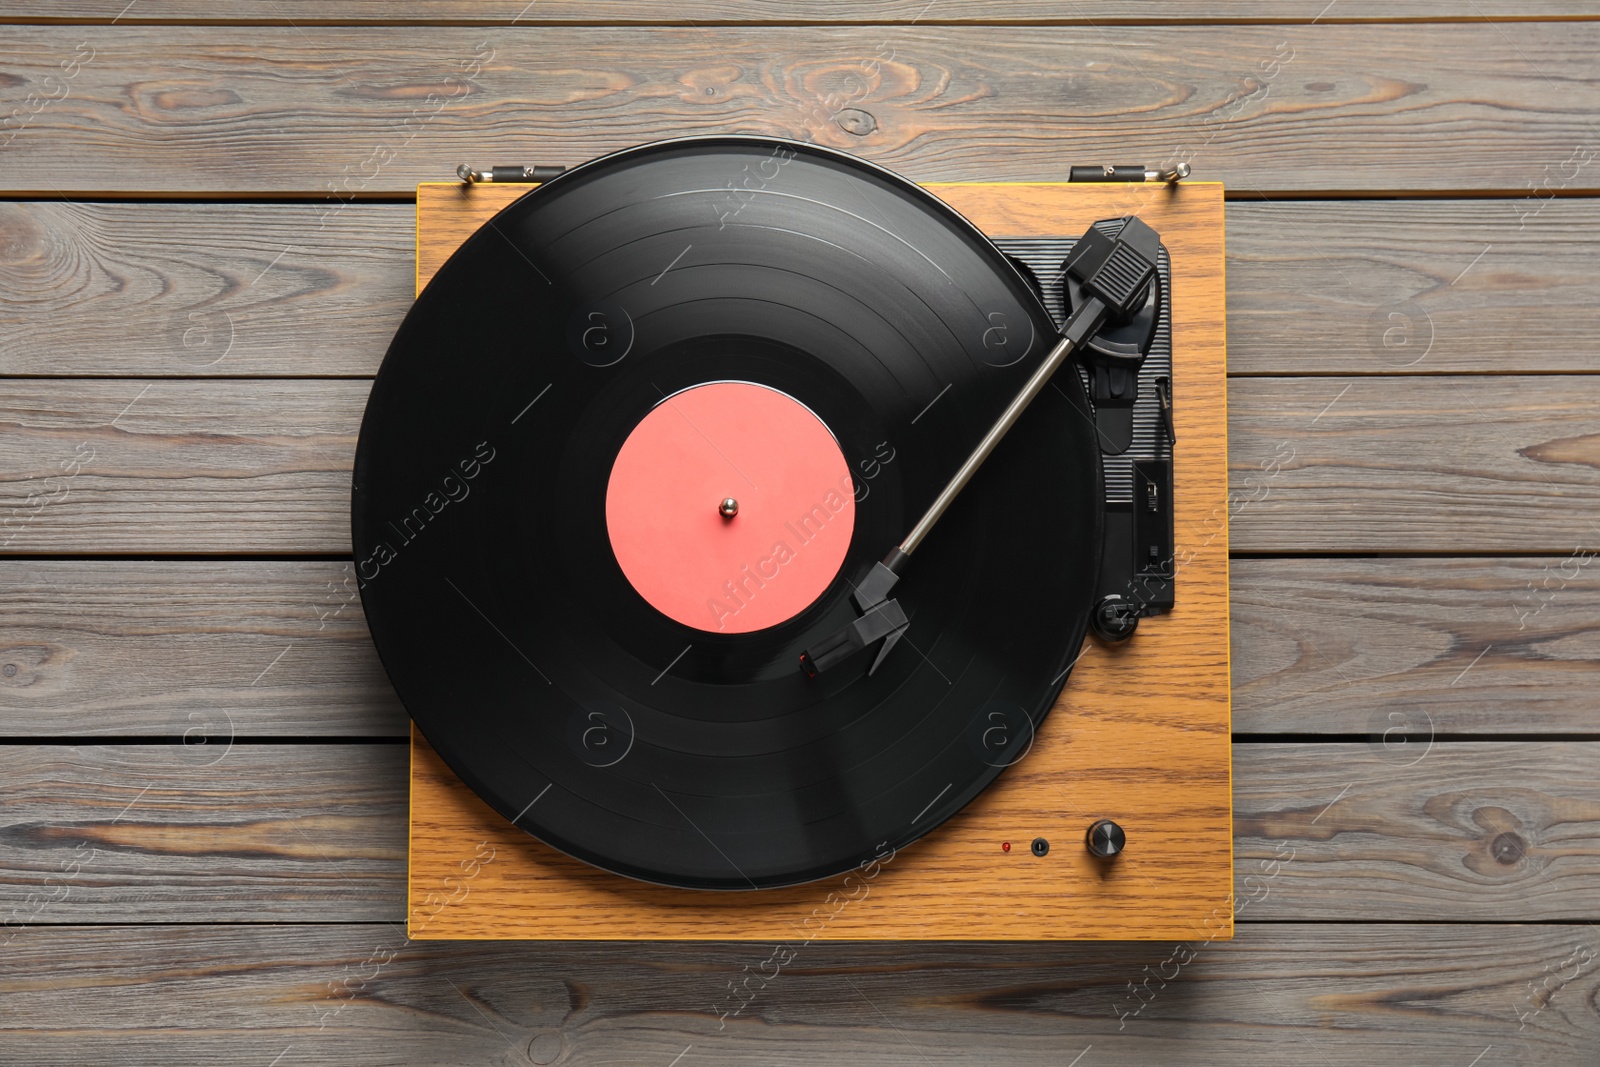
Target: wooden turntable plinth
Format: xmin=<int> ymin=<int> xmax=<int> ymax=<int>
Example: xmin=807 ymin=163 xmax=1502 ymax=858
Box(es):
xmin=407 ymin=179 xmax=1231 ymax=941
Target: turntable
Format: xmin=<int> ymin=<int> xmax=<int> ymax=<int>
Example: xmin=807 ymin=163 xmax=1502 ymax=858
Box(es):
xmin=353 ymin=137 xmax=1231 ymax=940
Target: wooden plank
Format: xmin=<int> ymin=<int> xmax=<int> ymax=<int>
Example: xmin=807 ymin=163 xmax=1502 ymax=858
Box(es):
xmin=8 ymin=198 xmax=1597 ymax=378
xmin=0 ymin=201 xmax=414 ymax=378
xmin=5 ymin=375 xmax=1597 ymax=554
xmin=3 ymin=558 xmax=1595 ymax=737
xmin=0 ymin=743 xmax=404 ymax=924
xmin=6 ymin=195 xmax=1593 ymax=379
xmin=1233 ymin=558 xmax=1600 ymax=734
xmin=0 ymin=378 xmax=363 ymax=554
xmin=0 ymin=561 xmax=404 ymax=738
xmin=1236 ymin=742 xmax=1600 ymax=920
xmin=2 ymin=25 xmax=1598 ymax=194
xmin=1228 ymin=375 xmax=1600 ymax=554
xmin=1 ymin=741 xmax=1594 ymax=924
xmin=2 ymin=1 xmax=1593 ymax=24
xmin=2 ymin=922 xmax=1596 ymax=1064
xmin=1226 ymin=199 xmax=1600 ymax=375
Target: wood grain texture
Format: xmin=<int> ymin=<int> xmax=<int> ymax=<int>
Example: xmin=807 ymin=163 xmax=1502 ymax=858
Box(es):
xmin=3 ymin=557 xmax=1594 ymax=738
xmin=412 ymin=737 xmax=1600 ymax=931
xmin=1228 ymin=375 xmax=1600 ymax=554
xmin=3 ymin=1 xmax=1593 ymax=23
xmin=0 ymin=201 xmax=413 ymax=377
xmin=409 ymin=180 xmax=1233 ymax=941
xmin=1233 ymin=557 xmax=1600 ymax=734
xmin=0 ymin=378 xmax=363 ymax=554
xmin=0 ymin=743 xmax=404 ymax=924
xmin=1235 ymin=742 xmax=1600 ymax=920
xmin=0 ymin=561 xmax=404 ymax=738
xmin=409 ymin=721 xmax=1233 ymax=942
xmin=0 ymin=0 xmax=1592 ymax=1060
xmin=6 ymin=375 xmax=1597 ymax=554
xmin=3 ymin=740 xmax=1596 ymax=925
xmin=2 ymin=922 xmax=1597 ymax=1065
xmin=3 ymin=24 xmax=1599 ymax=194
xmin=8 ymin=198 xmax=1600 ymax=378
xmin=1226 ymin=199 xmax=1600 ymax=375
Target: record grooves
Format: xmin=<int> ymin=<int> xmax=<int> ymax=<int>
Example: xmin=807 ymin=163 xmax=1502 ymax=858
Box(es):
xmin=354 ymin=137 xmax=1103 ymax=889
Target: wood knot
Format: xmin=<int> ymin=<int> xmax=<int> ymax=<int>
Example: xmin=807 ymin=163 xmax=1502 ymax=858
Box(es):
xmin=1457 ymin=804 xmax=1535 ymax=877
xmin=0 ymin=644 xmax=60 ymax=687
xmin=834 ymin=107 xmax=877 ymax=136
xmin=528 ymin=1030 xmax=563 ymax=1064
xmin=1491 ymin=831 xmax=1527 ymax=866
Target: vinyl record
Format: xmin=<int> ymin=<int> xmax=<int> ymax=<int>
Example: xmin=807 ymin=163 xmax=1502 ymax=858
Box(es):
xmin=353 ymin=136 xmax=1103 ymax=889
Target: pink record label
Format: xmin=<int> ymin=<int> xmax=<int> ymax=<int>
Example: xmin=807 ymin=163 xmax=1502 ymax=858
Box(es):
xmin=605 ymin=381 xmax=856 ymax=634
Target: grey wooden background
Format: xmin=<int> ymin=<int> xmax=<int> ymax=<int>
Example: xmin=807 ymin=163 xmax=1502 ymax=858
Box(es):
xmin=3 ymin=3 xmax=1599 ymax=1065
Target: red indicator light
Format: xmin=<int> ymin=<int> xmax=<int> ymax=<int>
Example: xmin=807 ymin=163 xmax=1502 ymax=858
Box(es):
xmin=1001 ymin=841 xmax=1011 ymax=852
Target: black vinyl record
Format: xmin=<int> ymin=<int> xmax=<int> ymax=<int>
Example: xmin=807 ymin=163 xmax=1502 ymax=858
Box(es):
xmin=353 ymin=136 xmax=1103 ymax=889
